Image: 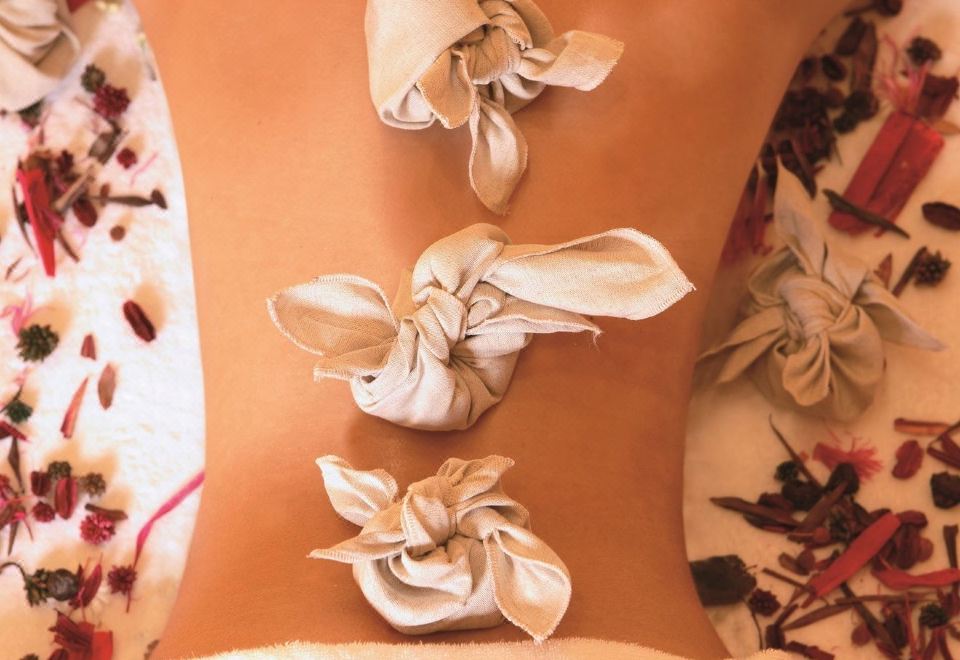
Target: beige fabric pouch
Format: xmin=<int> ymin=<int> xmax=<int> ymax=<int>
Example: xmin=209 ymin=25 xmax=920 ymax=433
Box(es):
xmin=268 ymin=223 xmax=693 ymax=431
xmin=698 ymin=169 xmax=944 ymax=420
xmin=366 ymin=0 xmax=623 ymax=214
xmin=0 ymin=0 xmax=79 ymax=111
xmin=311 ymin=455 xmax=571 ymax=642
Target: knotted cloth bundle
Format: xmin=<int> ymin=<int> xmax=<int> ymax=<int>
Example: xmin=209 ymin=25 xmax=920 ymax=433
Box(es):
xmin=268 ymin=223 xmax=693 ymax=431
xmin=312 ymin=455 xmax=571 ymax=641
xmin=366 ymin=0 xmax=623 ymax=214
xmin=0 ymin=0 xmax=79 ymax=111
xmin=698 ymin=170 xmax=944 ymax=421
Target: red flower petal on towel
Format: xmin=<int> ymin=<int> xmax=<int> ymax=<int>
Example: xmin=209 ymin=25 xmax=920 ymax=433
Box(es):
xmin=61 ymin=377 xmax=89 ymax=439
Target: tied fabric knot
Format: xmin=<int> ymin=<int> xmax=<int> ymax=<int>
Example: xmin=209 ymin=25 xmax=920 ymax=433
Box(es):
xmin=366 ymin=0 xmax=623 ymax=214
xmin=698 ymin=169 xmax=944 ymax=421
xmin=0 ymin=0 xmax=79 ymax=111
xmin=311 ymin=455 xmax=572 ymax=641
xmin=268 ymin=223 xmax=694 ymax=431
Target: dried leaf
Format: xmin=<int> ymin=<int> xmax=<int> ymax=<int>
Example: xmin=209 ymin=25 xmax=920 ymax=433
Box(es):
xmin=933 ymin=119 xmax=960 ymax=136
xmin=894 ymin=418 xmax=951 ymax=436
xmin=6 ymin=437 xmax=22 ymax=491
xmin=123 ymin=301 xmax=156 ymax=342
xmin=892 ymin=440 xmax=923 ymax=479
xmin=61 ymin=377 xmax=89 ymax=439
xmin=97 ymin=364 xmax=116 ymax=410
xmin=806 ymin=513 xmax=900 ymax=602
xmin=824 ymin=190 xmax=910 ymax=238
xmin=690 ymin=555 xmax=757 ymax=606
xmin=72 ymin=197 xmax=98 ymax=228
xmin=80 ymin=334 xmax=96 ymax=360
xmin=922 ymin=201 xmax=960 ymax=231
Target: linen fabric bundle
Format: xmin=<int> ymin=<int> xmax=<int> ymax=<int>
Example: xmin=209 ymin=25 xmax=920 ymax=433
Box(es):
xmin=268 ymin=223 xmax=693 ymax=431
xmin=0 ymin=0 xmax=79 ymax=111
xmin=698 ymin=170 xmax=944 ymax=421
xmin=311 ymin=455 xmax=571 ymax=641
xmin=365 ymin=0 xmax=623 ymax=214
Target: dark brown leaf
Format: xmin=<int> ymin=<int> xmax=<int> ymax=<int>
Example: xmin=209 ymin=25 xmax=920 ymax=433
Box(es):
xmin=123 ymin=300 xmax=156 ymax=342
xmin=7 ymin=437 xmax=22 ymax=491
xmin=923 ymin=202 xmax=960 ymax=231
xmin=689 ymin=555 xmax=757 ymax=606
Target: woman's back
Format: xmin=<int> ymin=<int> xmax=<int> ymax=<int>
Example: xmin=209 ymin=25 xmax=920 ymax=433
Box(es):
xmin=134 ymin=2 xmax=842 ymax=657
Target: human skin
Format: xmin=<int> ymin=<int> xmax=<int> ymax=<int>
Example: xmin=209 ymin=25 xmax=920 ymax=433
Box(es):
xmin=134 ymin=1 xmax=844 ymax=658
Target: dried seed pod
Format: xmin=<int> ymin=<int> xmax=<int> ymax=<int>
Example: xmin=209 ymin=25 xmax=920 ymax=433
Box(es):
xmin=123 ymin=300 xmax=156 ymax=342
xmin=922 ymin=201 xmax=960 ymax=231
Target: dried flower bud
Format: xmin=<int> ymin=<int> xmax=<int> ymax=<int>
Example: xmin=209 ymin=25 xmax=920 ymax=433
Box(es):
xmin=16 ymin=324 xmax=59 ymax=362
xmin=907 ymin=37 xmax=942 ymax=66
xmin=78 ymin=473 xmax=107 ymax=497
xmin=914 ymin=251 xmax=950 ymax=286
xmin=47 ymin=461 xmax=72 ymax=481
xmin=117 ymin=147 xmax=138 ymax=169
xmin=80 ymin=64 xmax=106 ymax=93
xmin=774 ymin=460 xmax=799 ymax=482
xmin=110 ymin=225 xmax=126 ymax=241
xmin=46 ymin=568 xmax=80 ymax=602
xmin=931 ymin=472 xmax=960 ymax=509
xmin=93 ymin=84 xmax=130 ymax=120
xmin=3 ymin=398 xmax=32 ymax=424
xmin=689 ymin=555 xmax=756 ymax=606
xmin=107 ymin=564 xmax=137 ymax=595
xmin=747 ymin=588 xmax=781 ymax=616
xmin=79 ymin=512 xmax=116 ymax=544
xmin=31 ymin=502 xmax=55 ymax=522
xmin=835 ymin=17 xmax=868 ymax=56
xmin=30 ymin=470 xmax=50 ymax=497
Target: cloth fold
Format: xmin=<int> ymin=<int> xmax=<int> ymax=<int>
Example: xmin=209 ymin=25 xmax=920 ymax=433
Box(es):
xmin=0 ymin=0 xmax=80 ymax=111
xmin=366 ymin=0 xmax=623 ymax=214
xmin=311 ymin=455 xmax=571 ymax=642
xmin=698 ymin=169 xmax=944 ymax=421
xmin=268 ymin=223 xmax=693 ymax=431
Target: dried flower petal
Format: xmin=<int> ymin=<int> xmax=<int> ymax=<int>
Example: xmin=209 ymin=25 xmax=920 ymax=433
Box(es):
xmin=106 ymin=565 xmax=136 ymax=595
xmin=873 ymin=566 xmax=960 ymax=590
xmin=874 ymin=253 xmax=893 ymax=288
xmin=116 ymin=148 xmax=137 ymax=169
xmin=61 ymin=377 xmax=89 ymax=439
xmin=80 ymin=334 xmax=96 ymax=360
xmin=690 ymin=555 xmax=757 ymax=606
xmin=54 ymin=476 xmax=78 ymax=519
xmin=806 ymin=512 xmax=900 ymax=602
xmin=80 ymin=513 xmax=116 ymax=545
xmin=892 ymin=440 xmax=923 ymax=479
xmin=97 ymin=364 xmax=116 ymax=409
xmin=123 ymin=300 xmax=156 ymax=342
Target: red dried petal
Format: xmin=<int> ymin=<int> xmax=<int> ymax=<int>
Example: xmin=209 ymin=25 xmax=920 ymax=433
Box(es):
xmin=875 ymin=253 xmax=893 ymax=288
xmin=72 ymin=196 xmax=98 ymax=228
xmin=116 ymin=148 xmax=138 ymax=169
xmin=54 ymin=476 xmax=78 ymax=519
xmin=123 ymin=300 xmax=156 ymax=342
xmin=873 ymin=567 xmax=960 ymax=590
xmin=893 ymin=439 xmax=924 ymax=479
xmin=813 ymin=436 xmax=883 ymax=480
xmin=61 ymin=377 xmax=89 ymax=439
xmin=80 ymin=333 xmax=96 ymax=360
xmin=806 ymin=513 xmax=900 ymax=602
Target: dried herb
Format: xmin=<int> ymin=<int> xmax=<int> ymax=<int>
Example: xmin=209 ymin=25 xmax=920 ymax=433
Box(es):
xmin=80 ymin=513 xmax=116 ymax=545
xmin=892 ymin=246 xmax=928 ymax=297
xmin=690 ymin=555 xmax=757 ymax=606
xmin=123 ymin=300 xmax=156 ymax=342
xmin=107 ymin=565 xmax=136 ymax=595
xmin=781 ymin=480 xmax=823 ymax=512
xmin=109 ymin=225 xmax=126 ymax=241
xmin=923 ymin=201 xmax=960 ymax=231
xmin=917 ymin=75 xmax=959 ymax=123
xmin=80 ymin=333 xmax=96 ymax=360
xmin=117 ymin=148 xmax=138 ymax=169
xmin=748 ymin=588 xmax=781 ymax=616
xmin=16 ymin=324 xmax=59 ymax=361
xmin=823 ymin=189 xmax=910 ymax=238
xmin=61 ymin=377 xmax=89 ymax=439
xmin=931 ymin=472 xmax=960 ymax=509
xmin=919 ymin=603 xmax=949 ymax=628
xmin=93 ymin=84 xmax=130 ymax=120
xmin=97 ymin=364 xmax=117 ymax=409
xmin=81 ymin=64 xmax=106 ymax=92
xmin=892 ymin=440 xmax=923 ymax=479
xmin=820 ymin=55 xmax=846 ymax=81
xmin=711 ymin=496 xmax=799 ymax=528
xmin=849 ymin=22 xmax=878 ymax=94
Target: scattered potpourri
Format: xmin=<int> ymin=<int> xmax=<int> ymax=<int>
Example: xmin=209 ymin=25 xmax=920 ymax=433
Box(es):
xmin=723 ymin=1 xmax=958 ymax=279
xmin=0 ymin=21 xmax=193 ymax=654
xmin=693 ymin=417 xmax=960 ymax=658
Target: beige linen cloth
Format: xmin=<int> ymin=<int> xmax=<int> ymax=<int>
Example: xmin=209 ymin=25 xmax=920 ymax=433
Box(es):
xmin=366 ymin=0 xmax=623 ymax=214
xmin=311 ymin=455 xmax=571 ymax=642
xmin=698 ymin=170 xmax=944 ymax=421
xmin=268 ymin=223 xmax=693 ymax=431
xmin=191 ymin=640 xmax=791 ymax=659
xmin=0 ymin=0 xmax=79 ymax=111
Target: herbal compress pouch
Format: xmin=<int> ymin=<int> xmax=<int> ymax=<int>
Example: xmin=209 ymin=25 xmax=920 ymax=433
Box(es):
xmin=311 ymin=455 xmax=571 ymax=641
xmin=268 ymin=223 xmax=693 ymax=431
xmin=365 ymin=0 xmax=623 ymax=214
xmin=0 ymin=0 xmax=79 ymax=111
xmin=698 ymin=170 xmax=943 ymax=421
